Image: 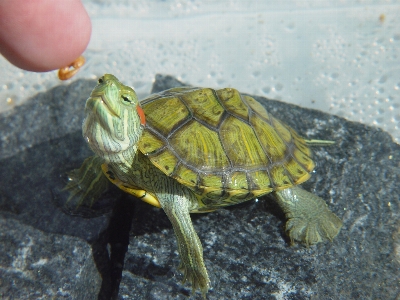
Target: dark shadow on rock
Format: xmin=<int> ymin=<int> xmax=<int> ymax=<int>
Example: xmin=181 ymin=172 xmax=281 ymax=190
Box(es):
xmin=90 ymin=193 xmax=137 ymax=300
xmin=0 ymin=129 xmax=110 ymax=241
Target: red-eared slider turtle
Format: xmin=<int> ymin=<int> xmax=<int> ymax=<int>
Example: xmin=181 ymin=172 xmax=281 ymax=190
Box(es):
xmin=65 ymin=74 xmax=342 ymax=296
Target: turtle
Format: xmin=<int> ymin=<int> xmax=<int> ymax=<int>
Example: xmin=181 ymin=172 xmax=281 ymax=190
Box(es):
xmin=65 ymin=74 xmax=342 ymax=296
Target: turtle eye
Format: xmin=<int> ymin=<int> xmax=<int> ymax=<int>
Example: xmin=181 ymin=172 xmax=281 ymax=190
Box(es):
xmin=121 ymin=95 xmax=133 ymax=104
xmin=98 ymin=77 xmax=104 ymax=84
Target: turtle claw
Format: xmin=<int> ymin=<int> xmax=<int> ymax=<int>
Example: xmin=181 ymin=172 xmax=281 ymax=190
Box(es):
xmin=285 ymin=209 xmax=343 ymax=246
xmin=179 ymin=262 xmax=210 ymax=298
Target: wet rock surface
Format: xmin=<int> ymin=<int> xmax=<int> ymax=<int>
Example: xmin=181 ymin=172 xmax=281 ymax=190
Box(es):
xmin=0 ymin=75 xmax=399 ymax=299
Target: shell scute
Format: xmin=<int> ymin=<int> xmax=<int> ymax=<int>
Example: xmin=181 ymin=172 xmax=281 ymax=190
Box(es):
xmin=227 ymin=171 xmax=249 ymax=190
xmin=143 ymin=96 xmax=190 ymax=137
xmin=248 ymin=170 xmax=273 ymax=191
xmin=170 ymin=120 xmax=229 ymax=172
xmin=270 ymin=117 xmax=293 ymax=144
xmin=173 ymin=164 xmax=198 ymax=185
xmin=270 ymin=165 xmax=293 ymax=190
xmin=140 ymin=130 xmax=165 ymax=154
xmin=220 ymin=115 xmax=269 ymax=168
xmin=284 ymin=159 xmax=311 ymax=184
xmin=149 ymin=149 xmax=178 ymax=176
xmin=242 ymin=95 xmax=270 ymax=121
xmin=249 ymin=113 xmax=287 ymax=163
xmin=200 ymin=173 xmax=224 ymax=189
xmin=180 ymin=88 xmax=225 ymax=128
xmin=216 ymin=88 xmax=249 ymax=121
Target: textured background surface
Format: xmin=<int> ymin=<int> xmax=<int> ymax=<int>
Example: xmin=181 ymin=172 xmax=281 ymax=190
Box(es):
xmin=0 ymin=76 xmax=399 ymax=299
xmin=0 ymin=0 xmax=399 ymax=143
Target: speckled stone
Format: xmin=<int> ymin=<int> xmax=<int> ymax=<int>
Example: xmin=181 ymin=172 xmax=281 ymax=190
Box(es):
xmin=0 ymin=218 xmax=101 ymax=299
xmin=0 ymin=75 xmax=399 ymax=300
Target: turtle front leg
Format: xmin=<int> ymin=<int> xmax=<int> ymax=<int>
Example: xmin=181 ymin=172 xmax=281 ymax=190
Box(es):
xmin=274 ymin=186 xmax=342 ymax=246
xmin=156 ymin=186 xmax=210 ymax=296
xmin=64 ymin=155 xmax=108 ymax=208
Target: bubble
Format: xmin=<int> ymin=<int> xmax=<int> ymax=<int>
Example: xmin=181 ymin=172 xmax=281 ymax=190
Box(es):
xmin=33 ymin=83 xmax=43 ymax=92
xmin=216 ymin=79 xmax=225 ymax=85
xmin=378 ymin=75 xmax=387 ymax=83
xmin=331 ymin=72 xmax=339 ymax=79
xmin=351 ymin=109 xmax=359 ymax=116
xmin=394 ymin=114 xmax=400 ymax=122
xmin=262 ymin=86 xmax=271 ymax=94
xmin=286 ymin=22 xmax=295 ymax=31
xmin=337 ymin=110 xmax=345 ymax=117
xmin=274 ymin=83 xmax=283 ymax=91
xmin=6 ymin=97 xmax=14 ymax=105
xmin=375 ymin=97 xmax=385 ymax=104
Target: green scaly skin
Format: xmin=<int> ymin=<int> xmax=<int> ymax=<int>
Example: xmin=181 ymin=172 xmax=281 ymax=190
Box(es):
xmin=66 ymin=74 xmax=342 ymax=296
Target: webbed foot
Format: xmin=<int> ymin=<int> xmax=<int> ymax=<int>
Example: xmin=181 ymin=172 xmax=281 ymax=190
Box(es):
xmin=274 ymin=186 xmax=342 ymax=246
xmin=285 ymin=207 xmax=342 ymax=246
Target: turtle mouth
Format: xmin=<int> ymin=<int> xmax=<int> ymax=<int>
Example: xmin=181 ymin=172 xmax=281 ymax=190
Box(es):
xmin=99 ymin=96 xmax=119 ymax=118
xmin=86 ymin=96 xmax=119 ymax=119
xmin=86 ymin=79 xmax=121 ymax=119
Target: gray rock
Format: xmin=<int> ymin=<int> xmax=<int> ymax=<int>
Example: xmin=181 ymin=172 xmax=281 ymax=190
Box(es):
xmin=0 ymin=217 xmax=101 ymax=299
xmin=0 ymin=75 xmax=399 ymax=299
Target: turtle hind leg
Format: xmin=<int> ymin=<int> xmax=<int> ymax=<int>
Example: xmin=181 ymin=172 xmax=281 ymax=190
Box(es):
xmin=274 ymin=186 xmax=342 ymax=246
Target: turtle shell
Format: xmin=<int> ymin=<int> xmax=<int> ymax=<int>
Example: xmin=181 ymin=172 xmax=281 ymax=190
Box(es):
xmin=138 ymin=87 xmax=314 ymax=205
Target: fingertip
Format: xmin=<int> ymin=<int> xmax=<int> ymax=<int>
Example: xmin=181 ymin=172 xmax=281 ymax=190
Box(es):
xmin=0 ymin=0 xmax=92 ymax=72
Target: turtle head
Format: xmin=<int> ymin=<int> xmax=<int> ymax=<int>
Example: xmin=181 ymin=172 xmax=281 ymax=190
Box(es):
xmin=83 ymin=74 xmax=146 ymax=163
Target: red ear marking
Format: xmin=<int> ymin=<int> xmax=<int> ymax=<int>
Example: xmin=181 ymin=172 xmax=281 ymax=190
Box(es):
xmin=136 ymin=105 xmax=146 ymax=125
